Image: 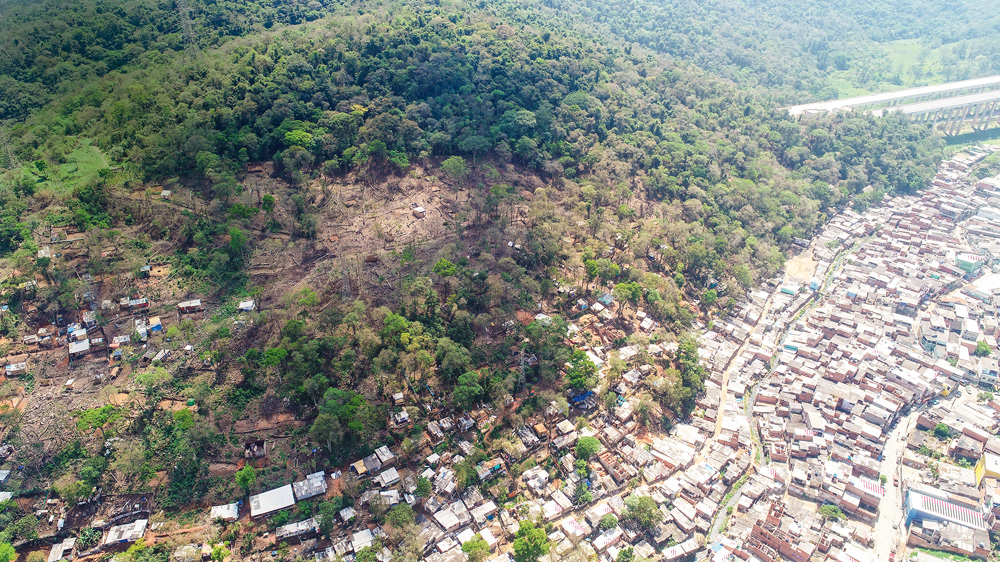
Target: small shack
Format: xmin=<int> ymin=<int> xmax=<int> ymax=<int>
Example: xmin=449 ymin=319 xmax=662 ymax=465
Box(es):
xmin=177 ymin=299 xmax=203 ymax=314
xmin=292 ymin=471 xmax=328 ymax=501
xmin=105 ymin=519 xmax=148 ymax=545
xmin=5 ymin=363 xmax=26 ymax=376
xmin=275 ymin=518 xmax=319 ymax=542
xmin=69 ymin=340 xmax=91 ymax=358
xmin=209 ymin=502 xmax=239 ymax=521
xmin=245 ymin=440 xmax=266 ymax=459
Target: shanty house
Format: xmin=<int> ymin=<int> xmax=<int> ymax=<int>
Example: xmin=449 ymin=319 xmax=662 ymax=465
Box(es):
xmin=177 ymin=300 xmax=203 ymax=314
xmin=376 ymin=467 xmax=400 ymax=488
xmin=5 ymin=363 xmax=26 ymax=376
xmin=105 ymin=519 xmax=148 ymax=545
xmin=210 ymin=502 xmax=239 ymax=521
xmin=276 ymin=517 xmax=319 ymax=541
xmin=292 ymin=471 xmax=328 ymax=501
xmin=69 ymin=339 xmax=91 ymax=358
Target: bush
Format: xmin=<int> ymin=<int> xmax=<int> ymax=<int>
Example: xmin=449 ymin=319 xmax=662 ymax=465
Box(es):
xmin=77 ymin=527 xmax=102 ymax=549
xmin=818 ymin=504 xmax=846 ymax=520
xmin=933 ymin=423 xmax=950 ymax=439
xmin=235 ymin=465 xmax=257 ymax=494
xmin=621 ymin=495 xmax=661 ymax=530
xmin=575 ymin=436 xmax=601 ymax=461
xmin=415 ymin=477 xmax=432 ymax=497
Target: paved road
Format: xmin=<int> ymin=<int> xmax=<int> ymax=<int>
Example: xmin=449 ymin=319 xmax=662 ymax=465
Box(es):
xmin=872 ymin=387 xmax=977 ymax=559
xmin=872 ymin=411 xmax=913 ymax=559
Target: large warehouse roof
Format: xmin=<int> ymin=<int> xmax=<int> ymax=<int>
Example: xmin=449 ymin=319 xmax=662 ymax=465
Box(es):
xmin=907 ymin=490 xmax=986 ymax=530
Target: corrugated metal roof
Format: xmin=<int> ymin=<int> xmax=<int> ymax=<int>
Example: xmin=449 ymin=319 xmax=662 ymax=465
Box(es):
xmin=909 ymin=490 xmax=986 ymax=530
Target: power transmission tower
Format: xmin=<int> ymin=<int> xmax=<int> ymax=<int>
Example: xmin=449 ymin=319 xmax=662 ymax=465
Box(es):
xmin=0 ymin=128 xmax=20 ymax=170
xmin=175 ymin=0 xmax=199 ymax=53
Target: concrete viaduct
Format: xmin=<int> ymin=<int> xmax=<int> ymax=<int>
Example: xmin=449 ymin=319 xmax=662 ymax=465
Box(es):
xmin=788 ymin=75 xmax=1000 ymax=136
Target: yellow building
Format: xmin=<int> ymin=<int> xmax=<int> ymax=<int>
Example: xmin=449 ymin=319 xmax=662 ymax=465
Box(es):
xmin=980 ymin=451 xmax=1000 ymax=483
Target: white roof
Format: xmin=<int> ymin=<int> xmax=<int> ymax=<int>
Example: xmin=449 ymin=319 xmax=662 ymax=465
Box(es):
xmin=250 ymin=484 xmax=295 ymax=517
xmin=352 ymin=529 xmax=374 ymax=551
xmin=457 ymin=527 xmax=476 ymax=544
xmin=210 ymin=502 xmax=239 ymax=521
xmin=47 ymin=537 xmax=76 ymax=562
xmin=556 ymin=419 xmax=575 ymax=434
xmin=105 ymin=519 xmax=148 ymax=544
xmin=434 ymin=507 xmax=461 ymax=530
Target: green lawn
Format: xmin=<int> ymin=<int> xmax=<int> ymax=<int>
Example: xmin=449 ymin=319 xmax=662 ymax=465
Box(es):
xmin=914 ymin=547 xmax=979 ymax=562
xmin=824 ymin=75 xmax=874 ymax=98
xmin=822 ymin=39 xmax=956 ymax=99
xmin=21 ymin=138 xmax=109 ymax=196
xmin=882 ymin=39 xmax=949 ymax=87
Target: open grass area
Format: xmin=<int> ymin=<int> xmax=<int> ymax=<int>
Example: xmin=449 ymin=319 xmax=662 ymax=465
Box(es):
xmin=822 ymin=39 xmax=965 ymax=100
xmin=883 ymin=39 xmax=945 ymax=85
xmin=913 ymin=547 xmax=978 ymax=562
xmin=824 ymin=75 xmax=873 ymax=98
xmin=20 ymin=138 xmax=109 ymax=196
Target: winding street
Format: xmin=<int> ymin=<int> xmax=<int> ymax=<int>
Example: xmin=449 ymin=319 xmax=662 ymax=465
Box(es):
xmin=714 ymin=295 xmax=774 ymax=439
xmin=872 ymin=385 xmax=977 ymax=559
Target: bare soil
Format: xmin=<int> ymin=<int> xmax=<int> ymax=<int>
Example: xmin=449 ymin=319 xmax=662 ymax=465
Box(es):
xmin=784 ymin=249 xmax=818 ymax=284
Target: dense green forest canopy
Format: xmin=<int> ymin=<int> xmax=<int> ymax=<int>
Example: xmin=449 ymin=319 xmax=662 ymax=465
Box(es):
xmin=0 ymin=3 xmax=942 ymax=290
xmin=488 ymin=0 xmax=1000 ymax=99
xmin=0 ymin=0 xmax=946 ymax=303
xmin=1 ymin=0 xmax=998 ymax=122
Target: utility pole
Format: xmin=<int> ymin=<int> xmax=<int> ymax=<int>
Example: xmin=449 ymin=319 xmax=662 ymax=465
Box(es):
xmin=516 ymin=348 xmax=526 ymax=393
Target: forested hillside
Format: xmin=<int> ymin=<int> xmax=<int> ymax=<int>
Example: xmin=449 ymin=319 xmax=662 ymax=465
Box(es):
xmin=490 ymin=0 xmax=1000 ymax=99
xmin=2 ymin=0 xmax=998 ymax=123
xmin=3 ymin=3 xmax=943 ymax=292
